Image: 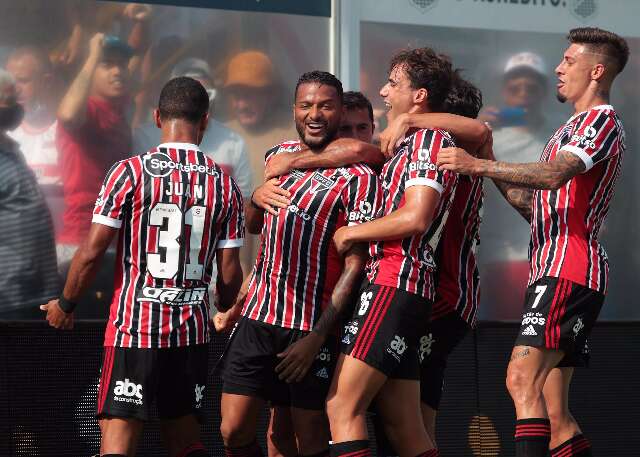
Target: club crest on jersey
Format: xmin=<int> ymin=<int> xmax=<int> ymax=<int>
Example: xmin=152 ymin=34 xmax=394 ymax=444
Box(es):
xmin=144 ymin=152 xmax=219 ymax=178
xmin=310 ymin=172 xmax=335 ymax=194
xmin=138 ymin=286 xmax=207 ymax=306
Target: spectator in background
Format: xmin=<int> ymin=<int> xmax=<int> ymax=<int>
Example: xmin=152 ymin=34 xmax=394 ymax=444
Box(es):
xmin=134 ymin=58 xmax=255 ymax=290
xmin=224 ymin=50 xmax=296 ymax=185
xmin=55 ymin=33 xmax=134 ymax=317
xmin=478 ymin=52 xmax=552 ymax=319
xmin=6 ymin=46 xmax=64 ymax=235
xmin=0 ymin=70 xmax=59 ymax=319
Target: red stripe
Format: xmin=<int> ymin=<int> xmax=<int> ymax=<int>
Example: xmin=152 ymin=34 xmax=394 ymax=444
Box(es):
xmin=551 ymin=280 xmax=571 ymax=349
xmin=545 ymin=280 xmax=567 ymax=348
xmin=358 ymin=288 xmax=396 ymax=359
xmin=98 ymin=346 xmax=114 ymax=413
xmin=352 ymin=286 xmax=391 ymax=359
xmin=552 ymin=438 xmax=590 ymax=457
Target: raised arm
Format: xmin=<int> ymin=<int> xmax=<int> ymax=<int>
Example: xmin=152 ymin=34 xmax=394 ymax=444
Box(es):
xmin=57 ymin=33 xmax=104 ymax=130
xmin=380 ymin=112 xmax=490 ymax=157
xmin=264 ymin=138 xmax=384 ymax=180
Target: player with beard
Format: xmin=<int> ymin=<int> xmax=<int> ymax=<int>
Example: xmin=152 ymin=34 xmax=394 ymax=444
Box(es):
xmin=264 ymin=79 xmax=488 ymax=457
xmin=437 ymin=28 xmax=628 ymax=457
xmin=216 ymin=71 xmax=380 ymax=457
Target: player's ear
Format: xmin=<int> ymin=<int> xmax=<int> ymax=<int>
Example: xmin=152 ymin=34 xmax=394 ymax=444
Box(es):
xmin=414 ymin=88 xmax=428 ymax=105
xmin=200 ymin=112 xmax=210 ymax=138
xmin=153 ymin=109 xmax=162 ymax=129
xmin=591 ymin=62 xmax=606 ymax=81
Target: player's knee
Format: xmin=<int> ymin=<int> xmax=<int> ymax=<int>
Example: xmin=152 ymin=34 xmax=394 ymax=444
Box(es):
xmin=220 ymin=417 xmax=254 ymax=447
xmin=506 ymin=365 xmax=538 ymax=403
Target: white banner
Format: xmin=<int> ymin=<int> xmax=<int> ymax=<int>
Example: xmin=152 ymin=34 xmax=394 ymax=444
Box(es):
xmin=353 ymin=0 xmax=640 ymax=37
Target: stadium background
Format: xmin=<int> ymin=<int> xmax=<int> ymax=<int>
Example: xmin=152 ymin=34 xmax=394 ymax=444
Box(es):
xmin=1 ymin=0 xmax=639 ymax=455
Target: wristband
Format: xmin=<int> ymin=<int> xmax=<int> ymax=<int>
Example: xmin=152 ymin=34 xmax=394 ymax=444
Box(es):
xmin=58 ymin=296 xmax=78 ymax=314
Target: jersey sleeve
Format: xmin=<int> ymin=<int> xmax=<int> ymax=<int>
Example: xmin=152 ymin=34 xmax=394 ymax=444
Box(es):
xmin=561 ymin=108 xmax=623 ymax=172
xmin=341 ymin=170 xmax=381 ymax=227
xmin=92 ymin=160 xmax=134 ymax=229
xmin=217 ymin=177 xmax=245 ymax=249
xmin=405 ymin=129 xmax=455 ymax=194
xmin=264 ymin=143 xmax=283 ymax=167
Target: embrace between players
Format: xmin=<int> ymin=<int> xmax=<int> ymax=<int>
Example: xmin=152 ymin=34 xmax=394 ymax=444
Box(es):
xmin=43 ymin=27 xmax=628 ymax=457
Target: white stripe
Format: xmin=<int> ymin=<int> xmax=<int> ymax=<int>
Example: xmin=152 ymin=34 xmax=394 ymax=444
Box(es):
xmin=92 ymin=214 xmax=122 ymax=228
xmin=405 ymin=177 xmax=443 ymax=194
xmin=561 ymin=145 xmax=593 ymax=171
xmin=217 ymin=238 xmax=244 ymax=248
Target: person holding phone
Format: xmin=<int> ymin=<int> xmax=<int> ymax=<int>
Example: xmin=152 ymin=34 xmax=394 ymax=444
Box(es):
xmin=477 ymin=52 xmax=553 ymax=319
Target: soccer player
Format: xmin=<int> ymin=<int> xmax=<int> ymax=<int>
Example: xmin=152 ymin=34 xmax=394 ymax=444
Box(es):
xmin=42 ymin=76 xmax=245 ymax=457
xmin=437 ymin=27 xmax=628 ymax=457
xmin=327 ymin=48 xmax=458 ymax=457
xmin=216 ymin=72 xmax=380 ymax=457
xmin=271 ymin=76 xmax=488 ymax=456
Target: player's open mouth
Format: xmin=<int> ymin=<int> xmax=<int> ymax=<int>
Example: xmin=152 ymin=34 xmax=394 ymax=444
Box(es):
xmin=384 ymin=101 xmax=392 ymax=111
xmin=306 ymin=122 xmax=326 ymax=135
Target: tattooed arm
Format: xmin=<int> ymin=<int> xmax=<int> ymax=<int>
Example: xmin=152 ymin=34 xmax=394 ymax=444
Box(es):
xmin=437 ymin=147 xmax=585 ymax=221
xmin=274 ymin=244 xmax=367 ymax=383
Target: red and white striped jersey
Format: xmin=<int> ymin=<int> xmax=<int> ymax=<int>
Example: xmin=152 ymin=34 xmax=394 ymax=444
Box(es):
xmin=529 ymin=105 xmax=625 ymax=294
xmin=243 ymin=140 xmax=381 ymax=331
xmin=432 ymin=175 xmax=483 ymax=326
xmin=92 ymin=142 xmax=245 ymax=348
xmin=366 ymin=128 xmax=458 ymax=300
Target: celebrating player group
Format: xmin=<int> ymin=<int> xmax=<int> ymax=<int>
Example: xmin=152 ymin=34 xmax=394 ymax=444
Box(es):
xmin=42 ymin=26 xmax=628 ymax=457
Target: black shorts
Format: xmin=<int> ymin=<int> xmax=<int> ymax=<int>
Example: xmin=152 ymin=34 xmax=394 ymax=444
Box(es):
xmin=419 ymin=308 xmax=470 ymax=410
xmin=514 ymin=276 xmax=604 ymax=367
xmin=97 ymin=344 xmax=208 ymax=422
xmin=221 ymin=317 xmax=336 ymax=410
xmin=341 ymin=282 xmax=431 ymax=380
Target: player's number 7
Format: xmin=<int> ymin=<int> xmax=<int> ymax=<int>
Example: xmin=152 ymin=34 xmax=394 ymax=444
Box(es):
xmin=531 ymin=285 xmax=548 ymax=309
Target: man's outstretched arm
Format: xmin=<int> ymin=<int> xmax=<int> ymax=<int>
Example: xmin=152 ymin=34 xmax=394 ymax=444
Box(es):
xmin=264 ymin=138 xmax=384 ymax=180
xmin=437 ymin=147 xmax=585 ymax=190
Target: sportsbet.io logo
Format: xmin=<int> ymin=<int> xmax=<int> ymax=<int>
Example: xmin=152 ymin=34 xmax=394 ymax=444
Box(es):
xmin=143 ymin=152 xmax=219 ymax=178
xmin=458 ymin=0 xmax=597 ymax=22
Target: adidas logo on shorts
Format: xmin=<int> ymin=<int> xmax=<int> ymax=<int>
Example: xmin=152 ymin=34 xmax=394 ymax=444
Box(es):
xmin=522 ymin=325 xmax=538 ymax=336
xmin=316 ymin=367 xmax=329 ymax=379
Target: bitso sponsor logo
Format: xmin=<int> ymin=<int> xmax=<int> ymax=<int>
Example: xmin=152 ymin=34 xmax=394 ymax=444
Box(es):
xmin=144 ymin=152 xmax=219 ymax=178
xmin=419 ymin=333 xmax=435 ymax=362
xmin=113 ymin=378 xmax=143 ymax=405
xmin=138 ymin=286 xmax=207 ymax=306
xmin=387 ymin=335 xmax=408 ymax=362
xmin=287 ymin=204 xmax=311 ymax=221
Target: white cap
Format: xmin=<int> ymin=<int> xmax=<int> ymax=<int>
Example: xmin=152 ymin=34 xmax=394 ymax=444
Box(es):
xmin=504 ymin=52 xmax=547 ymax=77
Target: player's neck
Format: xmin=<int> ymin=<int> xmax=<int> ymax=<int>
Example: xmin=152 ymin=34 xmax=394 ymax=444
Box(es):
xmin=160 ymin=121 xmax=201 ymax=146
xmin=573 ymin=84 xmax=610 ymax=115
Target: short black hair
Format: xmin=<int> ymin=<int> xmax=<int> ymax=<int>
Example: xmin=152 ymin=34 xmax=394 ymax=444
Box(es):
xmin=343 ymin=91 xmax=373 ymax=124
xmin=389 ymin=48 xmax=454 ymax=112
xmin=568 ymin=27 xmax=629 ymax=74
xmin=444 ymin=71 xmax=483 ymax=119
xmin=295 ymin=71 xmax=343 ymax=102
xmin=158 ymin=77 xmax=209 ymax=123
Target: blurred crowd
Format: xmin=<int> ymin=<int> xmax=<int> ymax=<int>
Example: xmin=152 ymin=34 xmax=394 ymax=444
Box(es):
xmin=0 ymin=1 xmax=637 ymax=320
